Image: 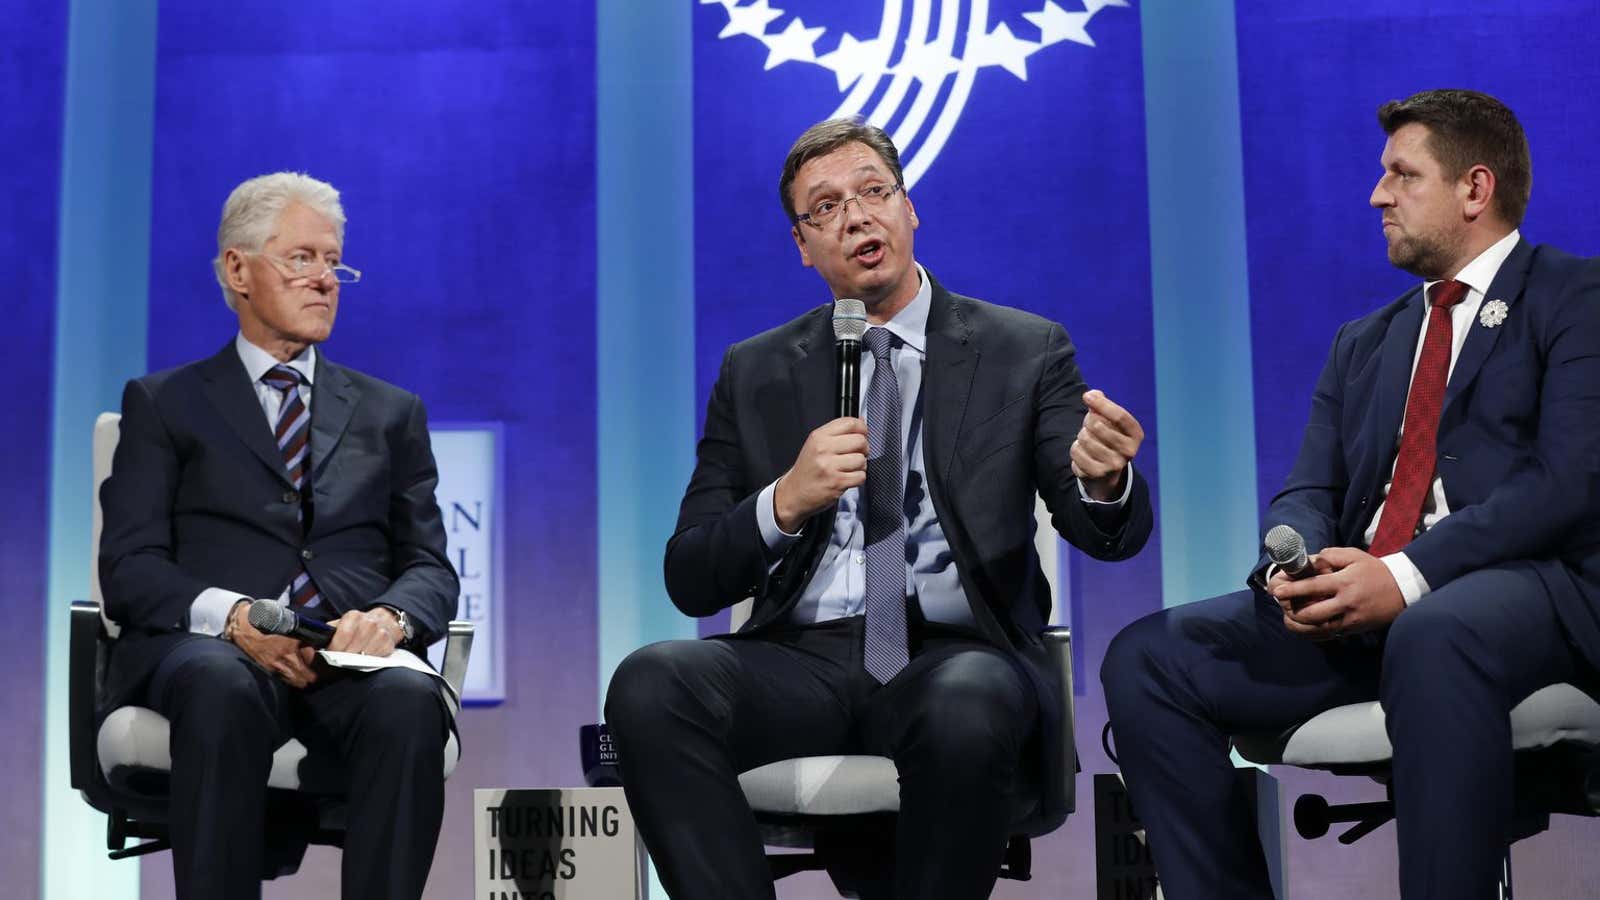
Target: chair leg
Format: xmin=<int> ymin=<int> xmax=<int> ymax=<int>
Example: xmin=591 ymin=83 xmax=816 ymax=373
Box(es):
xmin=1498 ymin=846 xmax=1514 ymax=900
xmin=108 ymin=839 xmax=172 ymax=860
xmin=1292 ymin=793 xmax=1394 ymax=844
xmin=105 ymin=809 xmax=173 ymax=860
xmin=997 ymin=835 xmax=1032 ymax=881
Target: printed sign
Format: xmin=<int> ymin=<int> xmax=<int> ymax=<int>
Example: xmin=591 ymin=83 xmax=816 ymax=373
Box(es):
xmin=428 ymin=424 xmax=504 ymax=703
xmin=475 ymin=787 xmax=646 ymax=899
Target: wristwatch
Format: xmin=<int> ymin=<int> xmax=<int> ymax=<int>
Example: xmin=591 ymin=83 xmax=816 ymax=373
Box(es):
xmin=382 ymin=605 xmax=415 ymax=644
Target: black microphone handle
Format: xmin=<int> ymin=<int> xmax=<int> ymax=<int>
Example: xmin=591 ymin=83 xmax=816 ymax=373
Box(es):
xmin=836 ymin=338 xmax=862 ymax=419
xmin=290 ymin=612 xmax=335 ymax=649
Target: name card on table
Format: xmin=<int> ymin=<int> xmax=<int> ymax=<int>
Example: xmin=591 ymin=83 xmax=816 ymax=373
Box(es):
xmin=428 ymin=424 xmax=504 ymax=704
xmin=475 ymin=787 xmax=646 ymax=899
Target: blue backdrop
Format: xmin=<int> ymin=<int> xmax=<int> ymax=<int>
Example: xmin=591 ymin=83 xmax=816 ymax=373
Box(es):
xmin=2 ymin=4 xmax=66 ymax=893
xmin=6 ymin=2 xmax=1600 ymax=898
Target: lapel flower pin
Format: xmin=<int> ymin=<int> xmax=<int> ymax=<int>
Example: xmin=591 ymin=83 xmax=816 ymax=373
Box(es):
xmin=1479 ymin=299 xmax=1509 ymax=328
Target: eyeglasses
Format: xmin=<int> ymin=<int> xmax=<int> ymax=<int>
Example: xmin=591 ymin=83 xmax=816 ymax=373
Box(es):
xmin=251 ymin=251 xmax=362 ymax=284
xmin=796 ymin=183 xmax=904 ymax=228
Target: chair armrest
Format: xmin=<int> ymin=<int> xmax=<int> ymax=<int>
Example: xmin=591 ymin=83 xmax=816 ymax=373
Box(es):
xmin=1041 ymin=625 xmax=1074 ymax=814
xmin=69 ymin=600 xmax=105 ymax=792
xmin=440 ymin=620 xmax=475 ymax=698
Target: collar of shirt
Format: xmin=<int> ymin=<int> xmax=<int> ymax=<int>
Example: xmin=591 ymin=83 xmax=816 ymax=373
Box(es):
xmin=1422 ymin=228 xmax=1520 ymax=306
xmin=235 ymin=332 xmax=318 ymax=386
xmin=871 ymin=262 xmax=931 ymax=355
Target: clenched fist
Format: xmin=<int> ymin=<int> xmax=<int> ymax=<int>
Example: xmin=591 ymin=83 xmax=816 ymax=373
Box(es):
xmin=773 ymin=417 xmax=870 ymax=533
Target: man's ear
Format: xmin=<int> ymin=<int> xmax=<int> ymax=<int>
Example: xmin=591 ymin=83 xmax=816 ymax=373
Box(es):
xmin=223 ymin=248 xmax=253 ymax=299
xmin=792 ymin=225 xmax=814 ymax=269
xmin=1461 ymin=164 xmax=1497 ymax=222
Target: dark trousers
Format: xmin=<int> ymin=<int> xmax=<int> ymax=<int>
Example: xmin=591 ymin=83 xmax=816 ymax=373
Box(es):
xmin=1100 ymin=564 xmax=1584 ymax=900
xmin=604 ymin=616 xmax=1038 ymax=900
xmin=145 ymin=635 xmax=450 ymax=900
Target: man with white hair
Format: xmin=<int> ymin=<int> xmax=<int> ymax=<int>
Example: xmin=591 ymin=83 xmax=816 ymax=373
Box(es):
xmin=99 ymin=172 xmax=458 ymax=900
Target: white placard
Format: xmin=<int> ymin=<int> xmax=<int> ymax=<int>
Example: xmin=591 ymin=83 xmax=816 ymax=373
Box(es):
xmin=475 ymin=787 xmax=647 ymax=899
xmin=428 ymin=424 xmax=504 ymax=703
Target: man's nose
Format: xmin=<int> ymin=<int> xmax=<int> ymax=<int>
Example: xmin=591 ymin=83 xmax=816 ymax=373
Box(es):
xmin=842 ymin=196 xmax=873 ymax=229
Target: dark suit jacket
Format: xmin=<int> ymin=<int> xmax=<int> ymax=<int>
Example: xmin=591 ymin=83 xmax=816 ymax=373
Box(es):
xmin=664 ymin=272 xmax=1154 ymax=825
xmin=99 ymin=341 xmax=459 ymax=711
xmin=1257 ymin=240 xmax=1600 ymax=660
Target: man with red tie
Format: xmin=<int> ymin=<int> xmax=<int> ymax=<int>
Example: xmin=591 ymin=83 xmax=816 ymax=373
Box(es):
xmin=1102 ymin=89 xmax=1600 ymax=898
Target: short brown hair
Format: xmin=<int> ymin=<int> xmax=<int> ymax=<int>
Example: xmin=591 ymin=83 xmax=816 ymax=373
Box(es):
xmin=1377 ymin=89 xmax=1532 ymax=226
xmin=778 ymin=118 xmax=905 ymax=225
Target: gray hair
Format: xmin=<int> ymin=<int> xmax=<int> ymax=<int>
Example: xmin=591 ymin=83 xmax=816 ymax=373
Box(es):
xmin=212 ymin=172 xmax=346 ymax=310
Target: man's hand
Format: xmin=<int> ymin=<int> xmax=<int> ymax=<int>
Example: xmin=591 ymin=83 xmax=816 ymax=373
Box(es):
xmin=227 ymin=601 xmax=319 ymax=688
xmin=1071 ymin=390 xmax=1144 ymax=502
xmin=1272 ymin=547 xmax=1406 ymax=640
xmin=773 ymin=417 xmax=869 ymax=533
xmin=327 ymin=607 xmax=404 ymax=657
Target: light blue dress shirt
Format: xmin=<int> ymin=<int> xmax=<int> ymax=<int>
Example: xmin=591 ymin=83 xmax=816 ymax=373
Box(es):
xmin=756 ymin=265 xmax=1129 ymax=628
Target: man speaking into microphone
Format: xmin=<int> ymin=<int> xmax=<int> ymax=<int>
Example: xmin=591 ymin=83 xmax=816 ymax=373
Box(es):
xmin=605 ymin=118 xmax=1153 ymax=899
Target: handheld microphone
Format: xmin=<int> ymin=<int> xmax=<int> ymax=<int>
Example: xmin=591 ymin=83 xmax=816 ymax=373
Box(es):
xmin=247 ymin=598 xmax=335 ymax=649
xmin=1263 ymin=525 xmax=1315 ymax=580
xmin=833 ymin=299 xmax=867 ymax=418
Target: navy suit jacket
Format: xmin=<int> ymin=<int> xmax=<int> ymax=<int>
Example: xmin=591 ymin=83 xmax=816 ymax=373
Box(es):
xmin=1258 ymin=240 xmax=1600 ymax=659
xmin=665 ymin=272 xmax=1154 ymax=825
xmin=98 ymin=342 xmax=458 ymax=711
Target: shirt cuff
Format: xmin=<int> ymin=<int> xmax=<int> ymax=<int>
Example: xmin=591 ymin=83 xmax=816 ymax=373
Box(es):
xmin=190 ymin=587 xmax=249 ymax=637
xmin=1379 ymin=552 xmax=1430 ymax=605
xmin=756 ymin=480 xmax=804 ymax=554
xmin=1078 ymin=462 xmax=1134 ymax=508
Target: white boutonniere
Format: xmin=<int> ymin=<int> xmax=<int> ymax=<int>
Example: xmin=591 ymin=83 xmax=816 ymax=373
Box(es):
xmin=1479 ymin=299 xmax=1509 ymax=328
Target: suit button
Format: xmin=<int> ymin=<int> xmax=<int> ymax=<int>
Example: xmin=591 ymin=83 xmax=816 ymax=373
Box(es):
xmin=282 ymin=491 xmax=299 ymax=504
xmin=301 ymin=548 xmax=314 ymax=561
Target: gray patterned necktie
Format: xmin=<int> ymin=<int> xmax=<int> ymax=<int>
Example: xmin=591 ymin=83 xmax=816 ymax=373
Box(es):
xmin=861 ymin=327 xmax=909 ymax=683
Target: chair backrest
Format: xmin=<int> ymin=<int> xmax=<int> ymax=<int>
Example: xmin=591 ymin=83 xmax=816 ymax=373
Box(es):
xmin=91 ymin=412 xmax=123 ymax=638
xmin=728 ymin=494 xmax=1062 ymax=630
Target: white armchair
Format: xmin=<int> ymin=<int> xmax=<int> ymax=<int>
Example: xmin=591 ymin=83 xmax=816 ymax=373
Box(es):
xmin=70 ymin=412 xmax=475 ymax=871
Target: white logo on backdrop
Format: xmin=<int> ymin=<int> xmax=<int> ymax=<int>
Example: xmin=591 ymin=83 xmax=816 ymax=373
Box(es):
xmin=701 ymin=0 xmax=1129 ymax=186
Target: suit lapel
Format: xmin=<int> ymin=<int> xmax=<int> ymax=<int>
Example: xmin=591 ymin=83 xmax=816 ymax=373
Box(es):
xmin=1442 ymin=238 xmax=1532 ymax=416
xmin=786 ymin=307 xmax=836 ymax=453
xmin=1370 ymin=289 xmax=1426 ymax=472
xmin=310 ymin=354 xmax=358 ymax=479
xmin=199 ymin=343 xmax=294 ymax=487
xmin=921 ymin=276 xmax=978 ymax=488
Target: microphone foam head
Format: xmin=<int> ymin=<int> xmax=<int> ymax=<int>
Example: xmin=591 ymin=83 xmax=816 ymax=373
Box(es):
xmin=832 ymin=299 xmax=868 ymax=341
xmin=1263 ymin=524 xmax=1306 ymax=565
xmin=247 ymin=599 xmax=290 ymax=635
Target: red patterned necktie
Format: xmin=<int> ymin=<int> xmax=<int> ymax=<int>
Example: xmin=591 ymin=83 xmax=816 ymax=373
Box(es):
xmin=1367 ymin=280 xmax=1470 ymax=557
xmin=261 ymin=365 xmax=325 ymax=614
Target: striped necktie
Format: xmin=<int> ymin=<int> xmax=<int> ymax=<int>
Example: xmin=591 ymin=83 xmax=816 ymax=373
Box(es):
xmin=260 ymin=365 xmax=324 ymax=613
